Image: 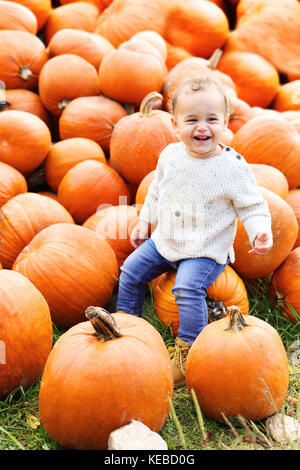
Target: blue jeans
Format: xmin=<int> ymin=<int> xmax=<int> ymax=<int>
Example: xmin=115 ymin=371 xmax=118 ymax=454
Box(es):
xmin=116 ymin=238 xmax=227 ymax=342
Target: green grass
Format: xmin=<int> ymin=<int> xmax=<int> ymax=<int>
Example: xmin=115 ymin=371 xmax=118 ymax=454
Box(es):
xmin=0 ymin=277 xmax=299 ymax=450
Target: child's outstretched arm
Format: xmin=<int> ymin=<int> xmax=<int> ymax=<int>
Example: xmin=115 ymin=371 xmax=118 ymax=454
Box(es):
xmin=248 ymin=232 xmax=273 ymax=255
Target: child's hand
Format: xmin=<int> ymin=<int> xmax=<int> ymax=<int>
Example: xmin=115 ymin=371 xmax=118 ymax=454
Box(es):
xmin=130 ymin=220 xmax=149 ymax=248
xmin=248 ymin=232 xmax=273 ymax=255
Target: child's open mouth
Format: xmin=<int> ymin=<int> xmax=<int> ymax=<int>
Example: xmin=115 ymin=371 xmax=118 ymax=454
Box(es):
xmin=193 ymin=135 xmax=211 ymax=141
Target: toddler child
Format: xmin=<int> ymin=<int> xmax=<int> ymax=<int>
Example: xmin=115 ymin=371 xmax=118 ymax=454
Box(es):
xmin=116 ymin=76 xmax=273 ymax=387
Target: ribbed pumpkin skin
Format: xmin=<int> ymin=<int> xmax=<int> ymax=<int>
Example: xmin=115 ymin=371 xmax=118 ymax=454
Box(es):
xmin=57 ymin=160 xmax=131 ymax=224
xmin=83 ymin=205 xmax=139 ymax=269
xmin=13 ymin=224 xmax=119 ymax=328
xmin=59 ymin=95 xmax=127 ymax=151
xmin=0 ymin=1 xmax=38 ymax=34
xmin=231 ymin=114 xmax=300 ymax=189
xmin=232 ymin=187 xmax=299 ymax=279
xmin=270 ymin=247 xmax=300 ymax=322
xmin=186 ymin=313 xmax=289 ymax=421
xmin=153 ymin=266 xmax=249 ymax=336
xmin=0 ymin=269 xmax=52 ymax=398
xmin=0 ymin=110 xmax=51 ymax=176
xmin=39 ymin=313 xmax=173 ymax=450
xmin=44 ymin=138 xmax=106 ymax=192
xmin=0 ymin=30 xmax=48 ymax=90
xmin=0 ymin=162 xmax=27 ymax=208
xmin=0 ymin=193 xmax=74 ymax=269
xmin=286 ymin=189 xmax=300 ymax=249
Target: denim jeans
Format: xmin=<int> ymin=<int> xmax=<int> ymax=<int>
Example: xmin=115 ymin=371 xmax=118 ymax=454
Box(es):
xmin=116 ymin=238 xmax=228 ymax=342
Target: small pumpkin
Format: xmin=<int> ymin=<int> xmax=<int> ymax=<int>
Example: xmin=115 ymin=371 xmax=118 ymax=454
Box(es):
xmin=39 ymin=307 xmax=173 ymax=450
xmin=272 ymin=80 xmax=300 ymax=112
xmin=6 ymin=0 xmax=52 ymax=30
xmin=38 ymin=54 xmax=101 ymax=117
xmin=13 ymin=224 xmax=119 ymax=328
xmin=109 ymin=92 xmax=179 ymax=185
xmin=0 ymin=1 xmax=37 ymax=34
xmin=285 ymin=189 xmax=300 ymax=249
xmin=0 ymin=89 xmax=51 ymax=127
xmin=59 ymin=95 xmax=127 ymax=151
xmin=0 ymin=269 xmax=52 ymax=398
xmin=186 ymin=306 xmax=289 ymax=421
xmin=44 ymin=137 xmax=106 ymax=192
xmin=153 ymin=266 xmax=249 ymax=336
xmin=0 ymin=162 xmax=27 ymax=208
xmin=135 ymin=170 xmax=155 ymax=208
xmin=165 ymin=42 xmax=192 ymax=71
xmin=270 ymin=247 xmax=300 ymax=322
xmin=249 ymin=164 xmax=289 ymax=200
xmin=133 ymin=30 xmax=167 ymax=60
xmin=57 ymin=160 xmax=130 ymax=224
xmin=0 ymin=192 xmax=74 ymax=269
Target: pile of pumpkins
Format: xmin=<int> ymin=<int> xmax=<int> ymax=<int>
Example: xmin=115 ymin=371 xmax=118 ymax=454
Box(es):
xmin=0 ymin=0 xmax=299 ymax=450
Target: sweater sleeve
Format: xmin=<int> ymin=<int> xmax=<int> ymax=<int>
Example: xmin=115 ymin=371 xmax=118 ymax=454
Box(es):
xmin=232 ymin=161 xmax=272 ymax=246
xmin=138 ymin=150 xmax=165 ymax=224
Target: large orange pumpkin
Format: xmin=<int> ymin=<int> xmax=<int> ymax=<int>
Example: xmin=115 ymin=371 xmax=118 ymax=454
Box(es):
xmin=232 ymin=187 xmax=299 ymax=279
xmin=0 ymin=192 xmax=74 ymax=269
xmin=270 ymin=247 xmax=300 ymax=322
xmin=0 ymin=1 xmax=37 ymax=34
xmin=109 ymin=92 xmax=179 ymax=185
xmin=57 ymin=160 xmax=131 ymax=224
xmin=0 ymin=162 xmax=27 ymax=208
xmin=13 ymin=224 xmax=119 ymax=328
xmin=132 ymin=30 xmax=167 ymax=60
xmin=0 ymin=30 xmax=48 ymax=90
xmin=38 ymin=55 xmax=101 ymax=117
xmin=83 ymin=205 xmax=139 ymax=269
xmin=153 ymin=266 xmax=249 ymax=336
xmin=0 ymin=269 xmax=52 ymax=398
xmin=47 ymin=29 xmax=115 ymax=71
xmin=0 ymin=110 xmax=51 ymax=176
xmin=186 ymin=306 xmax=289 ymax=421
xmin=39 ymin=307 xmax=173 ymax=450
xmin=44 ymin=138 xmax=106 ymax=192
xmin=5 ymin=0 xmax=52 ymax=30
xmin=285 ymin=189 xmax=300 ymax=250
xmin=231 ymin=114 xmax=300 ymax=189
xmin=249 ymin=164 xmax=289 ymax=200
xmin=59 ymin=95 xmax=127 ymax=151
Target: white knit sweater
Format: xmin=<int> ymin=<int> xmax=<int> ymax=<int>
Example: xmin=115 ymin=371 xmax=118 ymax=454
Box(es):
xmin=139 ymin=142 xmax=272 ymax=264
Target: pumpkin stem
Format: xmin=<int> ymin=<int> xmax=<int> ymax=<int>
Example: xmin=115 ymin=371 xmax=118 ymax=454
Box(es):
xmin=58 ymin=99 xmax=71 ymax=111
xmin=85 ymin=306 xmax=122 ymax=342
xmin=224 ymin=306 xmax=248 ymax=333
xmin=207 ymin=48 xmax=223 ymax=70
xmin=0 ymin=101 xmax=11 ymax=111
xmin=139 ymin=91 xmax=163 ymax=116
xmin=18 ymin=66 xmax=33 ymax=81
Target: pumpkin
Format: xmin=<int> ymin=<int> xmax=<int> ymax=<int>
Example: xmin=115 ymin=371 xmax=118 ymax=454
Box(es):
xmin=0 ymin=162 xmax=27 ymax=208
xmin=186 ymin=306 xmax=289 ymax=421
xmin=249 ymin=164 xmax=289 ymax=200
xmin=60 ymin=0 xmax=112 ymax=8
xmin=272 ymin=80 xmax=300 ymax=112
xmin=0 ymin=192 xmax=74 ymax=269
xmin=0 ymin=1 xmax=37 ymax=34
xmin=119 ymin=38 xmax=166 ymax=69
xmin=133 ymin=30 xmax=167 ymax=60
xmin=47 ymin=29 xmax=115 ymax=71
xmin=0 ymin=89 xmax=51 ymax=127
xmin=39 ymin=307 xmax=173 ymax=450
xmin=217 ymin=51 xmax=279 ymax=108
xmin=5 ymin=0 xmax=51 ymax=30
xmin=232 ymin=187 xmax=299 ymax=279
xmin=163 ymin=51 xmax=236 ymax=113
xmin=44 ymin=137 xmax=106 ymax=192
xmin=285 ymin=189 xmax=300 ymax=249
xmin=165 ymin=42 xmax=192 ymax=71
xmin=95 ymin=0 xmax=171 ymax=48
xmin=99 ymin=48 xmax=166 ymax=107
xmin=0 ymin=110 xmax=51 ymax=176
xmin=227 ymin=97 xmax=253 ymax=134
xmin=0 ymin=30 xmax=48 ymax=90
xmin=225 ymin=0 xmax=300 ymax=79
xmin=59 ymin=95 xmax=127 ymax=151
xmin=109 ymin=92 xmax=178 ymax=185
xmin=57 ymin=160 xmax=130 ymax=224
xmin=153 ymin=266 xmax=249 ymax=336
xmin=44 ymin=1 xmax=100 ymax=43
xmin=231 ymin=114 xmax=300 ymax=189
xmin=13 ymin=224 xmax=118 ymax=328
xmin=164 ymin=0 xmax=229 ymax=58
xmin=83 ymin=205 xmax=139 ymax=269
xmin=270 ymin=247 xmax=300 ymax=322
xmin=38 ymin=191 xmax=59 ymax=201
xmin=0 ymin=269 xmax=52 ymax=398
xmin=38 ymin=55 xmax=101 ymax=117
xmin=135 ymin=170 xmax=155 ymax=207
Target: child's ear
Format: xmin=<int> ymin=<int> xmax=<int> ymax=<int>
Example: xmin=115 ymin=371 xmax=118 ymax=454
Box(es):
xmin=171 ymin=115 xmax=179 ymax=133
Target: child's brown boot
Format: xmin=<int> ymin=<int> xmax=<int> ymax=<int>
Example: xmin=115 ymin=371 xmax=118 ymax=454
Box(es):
xmin=168 ymin=337 xmax=193 ymax=388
